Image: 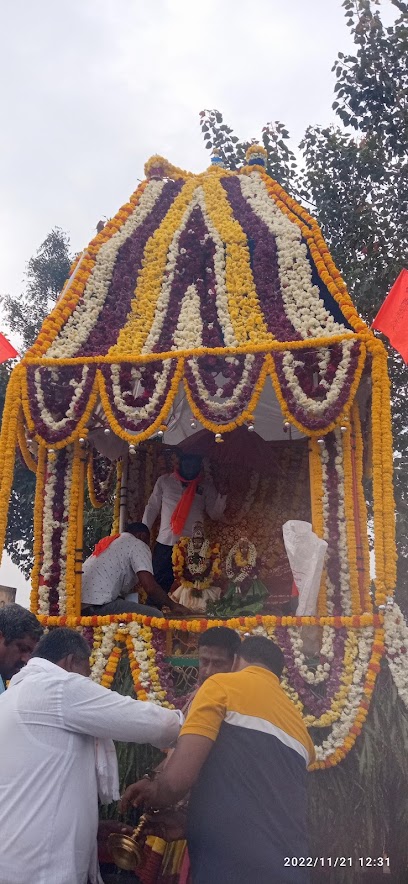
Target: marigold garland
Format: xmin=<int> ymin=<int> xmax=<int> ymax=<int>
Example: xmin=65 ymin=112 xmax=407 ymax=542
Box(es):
xmin=351 ymin=403 xmax=371 ymax=611
xmin=64 ymin=441 xmax=82 ymax=616
xmin=341 ymin=424 xmax=361 ymax=615
xmin=0 ymin=372 xmax=21 ymax=561
xmin=17 ymin=411 xmax=37 ymax=473
xmin=308 ymin=438 xmax=327 ymax=616
xmin=110 ymin=179 xmax=199 ymax=357
xmin=201 ymin=174 xmax=272 ymax=345
xmin=26 ymin=181 xmax=149 ymax=359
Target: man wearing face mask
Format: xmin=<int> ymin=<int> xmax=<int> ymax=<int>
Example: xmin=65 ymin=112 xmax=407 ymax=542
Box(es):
xmin=143 ymin=453 xmax=227 ymax=595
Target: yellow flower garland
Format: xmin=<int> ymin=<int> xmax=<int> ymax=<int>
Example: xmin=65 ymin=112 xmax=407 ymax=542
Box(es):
xmin=341 ymin=426 xmax=362 ymax=615
xmin=87 ymin=448 xmax=105 ymax=510
xmin=303 ymin=630 xmax=358 ymax=728
xmin=17 ymin=410 xmax=37 ymax=473
xmin=256 ymin=168 xmax=370 ymax=341
xmin=97 ymin=361 xmax=185 ymax=444
xmin=36 ymin=612 xmax=383 ymax=630
xmin=26 ymin=181 xmax=149 ymax=359
xmin=266 ymin=346 xmax=367 ymax=438
xmin=0 ymin=372 xmax=21 ymax=561
xmin=172 ymin=537 xmax=221 ymax=591
xmin=21 ymin=369 xmax=99 ymax=451
xmin=110 ymin=179 xmax=199 ymax=357
xmin=308 ymin=438 xmax=327 ymax=616
xmin=351 ymin=403 xmax=372 ymax=611
xmin=201 ymin=175 xmax=272 ymax=344
xmin=310 ymin=627 xmax=385 ymax=769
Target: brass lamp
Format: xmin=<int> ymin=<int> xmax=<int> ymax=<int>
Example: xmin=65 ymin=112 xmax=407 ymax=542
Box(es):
xmin=108 ymin=814 xmax=147 ymax=871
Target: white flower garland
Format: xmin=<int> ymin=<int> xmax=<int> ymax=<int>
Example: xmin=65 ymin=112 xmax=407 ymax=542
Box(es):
xmin=47 ymin=179 xmax=166 ymax=359
xmin=90 ymin=623 xmax=118 ymax=683
xmin=33 ymin=366 xmax=90 ymax=433
xmin=280 ymin=340 xmax=353 ymax=418
xmin=38 ymin=452 xmax=57 ymax=614
xmin=333 ymin=430 xmax=352 ymax=616
xmin=188 ymin=352 xmax=256 ymax=414
xmin=185 ymin=537 xmax=212 ymax=575
xmin=142 ymin=187 xmax=237 ymax=354
xmin=127 ymin=622 xmax=167 ymax=704
xmin=239 ymin=172 xmax=347 ymax=339
xmin=110 ymin=359 xmax=174 ymax=422
xmin=173 ymin=284 xmax=204 ymax=351
xmin=314 ymin=628 xmax=373 ymax=761
xmin=288 ymin=626 xmax=335 ymax=685
xmin=384 ymin=603 xmax=408 ymax=708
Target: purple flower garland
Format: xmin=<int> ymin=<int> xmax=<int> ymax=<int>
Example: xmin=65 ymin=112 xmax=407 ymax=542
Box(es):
xmin=77 ymin=180 xmax=183 ymax=357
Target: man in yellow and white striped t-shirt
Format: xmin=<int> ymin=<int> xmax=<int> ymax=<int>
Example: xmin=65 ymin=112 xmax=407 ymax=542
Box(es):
xmin=122 ymin=635 xmax=315 ymax=884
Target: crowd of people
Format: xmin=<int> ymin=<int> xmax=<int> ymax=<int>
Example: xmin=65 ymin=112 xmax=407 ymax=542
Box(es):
xmin=0 ymin=601 xmax=315 ymax=884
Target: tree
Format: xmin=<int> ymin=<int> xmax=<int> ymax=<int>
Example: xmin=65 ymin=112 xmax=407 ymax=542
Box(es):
xmin=199 ymin=0 xmax=408 ymax=609
xmin=2 ymin=228 xmax=72 ymax=351
xmin=0 ymin=229 xmax=116 ymax=578
xmin=0 ymin=229 xmax=73 ymax=576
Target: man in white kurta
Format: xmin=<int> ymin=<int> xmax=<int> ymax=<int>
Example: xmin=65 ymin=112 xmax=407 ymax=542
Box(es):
xmin=0 ymin=628 xmax=183 ymax=884
xmin=143 ymin=454 xmax=227 ymax=593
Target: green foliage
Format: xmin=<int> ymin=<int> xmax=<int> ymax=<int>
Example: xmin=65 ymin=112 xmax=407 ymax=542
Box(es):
xmin=198 ymin=0 xmax=408 ymax=610
xmin=1 ymin=228 xmax=72 ymax=350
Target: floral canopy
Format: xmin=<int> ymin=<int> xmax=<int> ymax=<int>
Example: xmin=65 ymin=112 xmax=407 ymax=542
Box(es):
xmin=0 ymin=145 xmax=395 ymax=618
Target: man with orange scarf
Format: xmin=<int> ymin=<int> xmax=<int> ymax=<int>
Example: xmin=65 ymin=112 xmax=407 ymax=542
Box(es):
xmin=143 ymin=454 xmax=227 ymax=595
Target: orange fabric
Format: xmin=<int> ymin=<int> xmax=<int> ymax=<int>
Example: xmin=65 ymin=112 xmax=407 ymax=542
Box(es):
xmin=91 ymin=534 xmax=120 ymax=557
xmin=170 ymin=471 xmax=202 ymax=536
xmin=372 ymin=269 xmax=408 ymax=361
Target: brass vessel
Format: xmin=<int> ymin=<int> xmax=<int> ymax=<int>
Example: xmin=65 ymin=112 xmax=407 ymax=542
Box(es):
xmin=108 ymin=815 xmax=147 ymax=870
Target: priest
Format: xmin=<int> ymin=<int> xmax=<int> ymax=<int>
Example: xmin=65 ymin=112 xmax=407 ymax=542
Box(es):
xmin=143 ymin=454 xmax=227 ymax=594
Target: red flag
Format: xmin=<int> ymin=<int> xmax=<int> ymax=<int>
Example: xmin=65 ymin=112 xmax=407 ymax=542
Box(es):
xmin=0 ymin=333 xmax=18 ymax=363
xmin=372 ymin=269 xmax=408 ymax=361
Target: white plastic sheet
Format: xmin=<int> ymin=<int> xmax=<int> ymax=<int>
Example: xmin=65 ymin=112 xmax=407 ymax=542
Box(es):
xmin=282 ymin=520 xmax=328 ymax=616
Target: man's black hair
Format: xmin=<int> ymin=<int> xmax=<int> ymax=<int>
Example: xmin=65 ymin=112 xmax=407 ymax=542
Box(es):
xmin=125 ymin=522 xmax=150 ymax=536
xmin=239 ymin=635 xmax=284 ymax=678
xmin=0 ymin=604 xmax=43 ymax=644
xmin=198 ymin=626 xmax=241 ymax=658
xmin=33 ymin=627 xmax=91 ymax=663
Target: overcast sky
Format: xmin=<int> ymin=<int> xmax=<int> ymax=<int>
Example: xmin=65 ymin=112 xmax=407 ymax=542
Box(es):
xmin=0 ymin=0 xmax=394 ymax=604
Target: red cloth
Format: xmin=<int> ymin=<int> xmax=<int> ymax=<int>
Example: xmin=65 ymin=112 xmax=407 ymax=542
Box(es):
xmin=372 ymin=269 xmax=408 ymax=361
xmin=291 ymin=581 xmax=299 ymax=598
xmin=170 ymin=470 xmax=202 ymax=536
xmin=0 ymin=333 xmax=18 ymax=363
xmin=91 ymin=534 xmax=120 ymax=557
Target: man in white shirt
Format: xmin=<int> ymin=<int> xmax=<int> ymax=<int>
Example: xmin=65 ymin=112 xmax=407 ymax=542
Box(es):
xmin=0 ymin=627 xmax=183 ymax=884
xmin=81 ymin=522 xmax=189 ymax=616
xmin=143 ymin=454 xmax=227 ymax=594
xmin=0 ymin=603 xmax=43 ymax=694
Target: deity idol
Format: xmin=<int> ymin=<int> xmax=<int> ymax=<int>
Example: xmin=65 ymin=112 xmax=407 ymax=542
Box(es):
xmin=170 ymin=522 xmax=222 ymax=614
xmin=210 ymin=537 xmax=268 ymax=617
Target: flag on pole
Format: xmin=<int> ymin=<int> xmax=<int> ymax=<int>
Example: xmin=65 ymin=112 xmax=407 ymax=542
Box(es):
xmin=0 ymin=333 xmax=18 ymax=363
xmin=372 ymin=269 xmax=408 ymax=361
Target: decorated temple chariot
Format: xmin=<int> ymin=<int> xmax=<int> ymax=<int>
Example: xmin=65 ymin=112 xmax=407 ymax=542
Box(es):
xmin=1 ymin=142 xmax=407 ymax=879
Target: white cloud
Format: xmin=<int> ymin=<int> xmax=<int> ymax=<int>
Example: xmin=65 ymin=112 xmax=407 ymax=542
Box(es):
xmin=0 ymin=0 xmax=362 ymax=300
